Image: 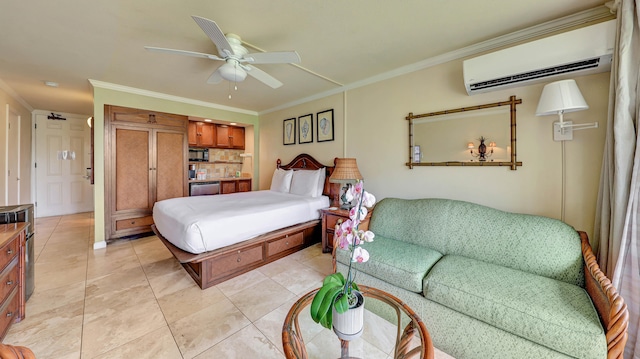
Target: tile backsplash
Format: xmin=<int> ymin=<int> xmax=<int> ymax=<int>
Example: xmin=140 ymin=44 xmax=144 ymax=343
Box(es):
xmin=193 ymin=149 xmax=246 ymax=178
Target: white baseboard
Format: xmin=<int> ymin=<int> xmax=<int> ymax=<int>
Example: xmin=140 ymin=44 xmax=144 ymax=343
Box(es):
xmin=93 ymin=241 xmax=107 ymax=250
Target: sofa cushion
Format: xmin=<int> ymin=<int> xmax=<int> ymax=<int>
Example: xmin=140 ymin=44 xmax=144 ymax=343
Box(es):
xmin=336 ymin=235 xmax=443 ymax=293
xmin=370 ymin=198 xmax=584 ymax=287
xmin=424 ymin=255 xmax=606 ymax=359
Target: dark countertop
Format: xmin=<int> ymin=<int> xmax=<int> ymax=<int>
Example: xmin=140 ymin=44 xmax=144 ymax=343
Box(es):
xmin=189 ymin=177 xmax=252 ymax=183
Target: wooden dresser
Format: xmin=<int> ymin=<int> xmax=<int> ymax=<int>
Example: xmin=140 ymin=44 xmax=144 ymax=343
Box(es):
xmin=320 ymin=208 xmax=371 ymax=253
xmin=0 ymin=223 xmax=26 ymax=340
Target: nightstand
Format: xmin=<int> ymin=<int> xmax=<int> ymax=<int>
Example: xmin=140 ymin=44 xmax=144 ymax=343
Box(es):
xmin=320 ymin=207 xmax=372 ymax=253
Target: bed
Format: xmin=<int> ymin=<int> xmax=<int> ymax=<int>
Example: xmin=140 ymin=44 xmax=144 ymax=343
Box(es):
xmin=151 ymin=154 xmax=339 ymax=289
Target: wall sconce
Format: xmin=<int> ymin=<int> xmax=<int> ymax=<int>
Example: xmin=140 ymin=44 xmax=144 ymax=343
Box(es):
xmin=535 ymin=79 xmax=597 ymax=141
xmin=468 ymin=137 xmax=495 ymax=162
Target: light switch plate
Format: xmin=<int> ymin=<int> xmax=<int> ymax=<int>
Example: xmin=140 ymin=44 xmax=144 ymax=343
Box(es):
xmin=553 ymin=121 xmax=573 ymax=141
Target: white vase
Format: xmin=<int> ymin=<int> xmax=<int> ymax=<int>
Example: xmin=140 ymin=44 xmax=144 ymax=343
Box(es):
xmin=332 ymin=290 xmax=365 ymax=341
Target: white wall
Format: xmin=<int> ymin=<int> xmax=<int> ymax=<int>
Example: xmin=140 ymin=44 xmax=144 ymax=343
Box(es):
xmin=0 ymin=86 xmax=32 ymax=205
xmin=259 ymin=93 xmax=344 ymax=190
xmin=259 ymin=58 xmax=609 ymax=240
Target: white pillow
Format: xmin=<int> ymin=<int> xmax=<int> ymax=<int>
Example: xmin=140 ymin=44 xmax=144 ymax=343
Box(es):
xmin=270 ymin=168 xmax=293 ymax=193
xmin=290 ymin=170 xmax=321 ymax=197
xmin=316 ymin=168 xmax=326 ymax=197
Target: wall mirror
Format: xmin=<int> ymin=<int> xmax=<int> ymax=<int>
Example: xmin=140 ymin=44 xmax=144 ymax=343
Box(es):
xmin=406 ymin=96 xmax=523 ymax=170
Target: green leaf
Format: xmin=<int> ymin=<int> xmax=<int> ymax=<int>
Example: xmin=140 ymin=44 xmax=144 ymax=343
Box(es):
xmin=319 ymin=310 xmax=332 ymax=328
xmin=323 ymin=272 xmax=345 ymax=286
xmin=310 ymin=284 xmax=337 ymax=322
xmin=334 ymin=293 xmax=349 ymax=314
xmin=309 ymin=273 xmax=354 ymax=329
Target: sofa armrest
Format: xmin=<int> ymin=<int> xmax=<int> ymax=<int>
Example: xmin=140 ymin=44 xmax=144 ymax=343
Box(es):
xmin=579 ymin=231 xmax=628 ymax=359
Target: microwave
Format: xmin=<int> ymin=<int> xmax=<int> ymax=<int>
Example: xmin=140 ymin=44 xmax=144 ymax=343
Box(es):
xmin=189 ymin=148 xmax=209 ymax=162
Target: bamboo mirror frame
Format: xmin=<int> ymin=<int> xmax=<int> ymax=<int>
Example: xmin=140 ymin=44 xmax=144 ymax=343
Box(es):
xmin=406 ymin=95 xmax=523 ymax=170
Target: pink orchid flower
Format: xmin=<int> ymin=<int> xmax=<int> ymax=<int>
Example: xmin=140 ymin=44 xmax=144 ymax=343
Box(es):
xmin=360 ymin=230 xmax=375 ymax=242
xmin=352 ymin=247 xmax=369 ymax=263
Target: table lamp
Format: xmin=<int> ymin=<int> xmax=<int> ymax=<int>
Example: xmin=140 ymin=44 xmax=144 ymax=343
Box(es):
xmin=329 ymin=158 xmax=363 ymax=209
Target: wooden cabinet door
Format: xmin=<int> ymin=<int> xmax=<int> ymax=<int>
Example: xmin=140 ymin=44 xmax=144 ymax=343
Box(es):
xmin=188 ymin=122 xmax=198 ymax=146
xmin=199 ymin=123 xmax=216 ymax=147
xmin=113 ymin=126 xmax=152 ymax=212
xmin=231 ymin=127 xmax=245 ymax=149
xmin=188 ymin=122 xmax=215 ymax=148
xmin=237 ymin=179 xmax=251 ymax=192
xmin=221 ymin=181 xmax=236 ymax=194
xmin=216 ymin=125 xmax=231 ymax=148
xmin=109 ymin=106 xmax=187 ymax=129
xmin=154 ymin=129 xmax=186 ymax=202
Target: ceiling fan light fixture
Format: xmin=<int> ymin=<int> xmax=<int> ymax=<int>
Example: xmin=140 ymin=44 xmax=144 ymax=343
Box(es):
xmin=218 ymin=62 xmax=247 ymax=82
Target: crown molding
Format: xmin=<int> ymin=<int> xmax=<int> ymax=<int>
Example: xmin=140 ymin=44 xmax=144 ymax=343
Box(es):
xmin=0 ymin=78 xmax=34 ymax=112
xmin=88 ymin=79 xmax=258 ymax=116
xmin=260 ymin=5 xmax=614 ymax=115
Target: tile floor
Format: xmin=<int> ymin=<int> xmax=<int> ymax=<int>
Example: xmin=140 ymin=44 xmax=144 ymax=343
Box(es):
xmin=5 ymin=212 xmax=454 ymax=359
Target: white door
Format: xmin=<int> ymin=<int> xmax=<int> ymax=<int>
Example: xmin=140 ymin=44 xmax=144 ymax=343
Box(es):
xmin=35 ymin=113 xmax=93 ymax=217
xmin=6 ymin=106 xmax=20 ymax=205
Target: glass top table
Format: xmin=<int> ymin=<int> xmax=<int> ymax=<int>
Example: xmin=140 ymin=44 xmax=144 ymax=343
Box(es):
xmin=282 ymin=285 xmax=434 ymax=359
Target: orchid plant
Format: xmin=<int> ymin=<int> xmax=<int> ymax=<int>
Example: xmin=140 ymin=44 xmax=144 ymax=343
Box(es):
xmin=310 ymin=180 xmax=376 ymax=329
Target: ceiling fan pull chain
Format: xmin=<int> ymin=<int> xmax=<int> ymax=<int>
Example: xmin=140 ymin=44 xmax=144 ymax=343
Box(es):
xmin=234 ymin=63 xmax=238 ymax=91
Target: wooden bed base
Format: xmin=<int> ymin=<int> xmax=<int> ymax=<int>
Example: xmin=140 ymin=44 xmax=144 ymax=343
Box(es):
xmin=154 ymin=153 xmax=339 ymax=289
xmin=153 ymin=221 xmax=321 ymax=289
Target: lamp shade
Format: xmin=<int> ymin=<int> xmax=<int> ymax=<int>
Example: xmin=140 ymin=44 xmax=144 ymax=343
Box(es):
xmin=535 ymin=79 xmax=589 ymax=116
xmin=329 ymin=158 xmax=363 ymax=183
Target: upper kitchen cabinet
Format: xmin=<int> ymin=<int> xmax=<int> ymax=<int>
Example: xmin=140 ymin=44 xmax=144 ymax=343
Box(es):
xmin=215 ymin=125 xmax=245 ymax=149
xmin=188 ymin=121 xmax=216 ymax=147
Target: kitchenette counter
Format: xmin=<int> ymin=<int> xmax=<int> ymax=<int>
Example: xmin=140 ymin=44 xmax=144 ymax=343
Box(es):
xmin=189 ymin=177 xmax=252 ymax=195
xmin=189 ymin=177 xmax=251 ymax=183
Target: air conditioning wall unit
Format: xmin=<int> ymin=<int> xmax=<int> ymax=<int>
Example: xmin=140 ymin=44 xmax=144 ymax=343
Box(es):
xmin=463 ymin=20 xmax=615 ymax=95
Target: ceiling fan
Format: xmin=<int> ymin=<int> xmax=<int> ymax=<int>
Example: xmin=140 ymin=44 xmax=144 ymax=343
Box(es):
xmin=145 ymin=16 xmax=301 ymax=89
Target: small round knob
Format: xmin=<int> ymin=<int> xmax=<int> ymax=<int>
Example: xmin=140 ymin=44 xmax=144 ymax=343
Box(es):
xmin=6 ymin=249 xmax=12 ymax=255
xmin=6 ymin=281 xmax=12 ymax=286
xmin=6 ymin=312 xmax=12 ymax=318
xmin=236 ymin=258 xmax=241 ymax=262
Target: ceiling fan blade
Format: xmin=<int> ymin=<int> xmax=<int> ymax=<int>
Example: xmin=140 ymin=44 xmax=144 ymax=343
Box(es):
xmin=191 ymin=16 xmax=234 ymax=57
xmin=144 ymin=46 xmax=223 ymax=61
xmin=243 ymin=51 xmax=301 ymax=64
xmin=245 ymin=65 xmax=283 ymax=89
xmin=207 ymin=65 xmax=224 ymax=84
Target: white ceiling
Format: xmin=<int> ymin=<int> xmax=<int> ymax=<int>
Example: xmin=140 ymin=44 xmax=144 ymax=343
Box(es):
xmin=0 ymin=0 xmax=607 ymax=116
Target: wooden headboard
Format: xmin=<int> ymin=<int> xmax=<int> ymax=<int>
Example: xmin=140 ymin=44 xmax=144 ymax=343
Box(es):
xmin=276 ymin=153 xmax=340 ymax=206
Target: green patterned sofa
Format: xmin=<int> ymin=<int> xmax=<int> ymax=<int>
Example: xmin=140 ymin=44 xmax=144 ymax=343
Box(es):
xmin=334 ymin=198 xmax=627 ymax=359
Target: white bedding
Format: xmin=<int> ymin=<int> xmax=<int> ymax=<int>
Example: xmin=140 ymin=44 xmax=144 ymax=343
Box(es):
xmin=153 ymin=190 xmax=329 ymax=254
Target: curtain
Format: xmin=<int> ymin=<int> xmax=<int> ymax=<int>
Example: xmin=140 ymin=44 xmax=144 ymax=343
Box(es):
xmin=595 ymin=0 xmax=640 ymax=357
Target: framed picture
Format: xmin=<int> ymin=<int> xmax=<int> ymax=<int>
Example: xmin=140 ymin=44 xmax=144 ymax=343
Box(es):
xmin=298 ymin=114 xmax=313 ymax=144
xmin=283 ymin=118 xmax=296 ymax=145
xmin=316 ymin=109 xmax=334 ymax=142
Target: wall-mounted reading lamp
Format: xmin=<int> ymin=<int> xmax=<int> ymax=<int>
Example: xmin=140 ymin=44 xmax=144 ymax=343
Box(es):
xmin=535 ymin=79 xmax=597 ymax=141
xmin=535 ymin=79 xmax=598 ymax=222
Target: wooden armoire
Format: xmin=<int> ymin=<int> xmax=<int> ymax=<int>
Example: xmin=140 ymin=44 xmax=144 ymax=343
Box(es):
xmin=104 ymin=105 xmax=188 ymax=239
